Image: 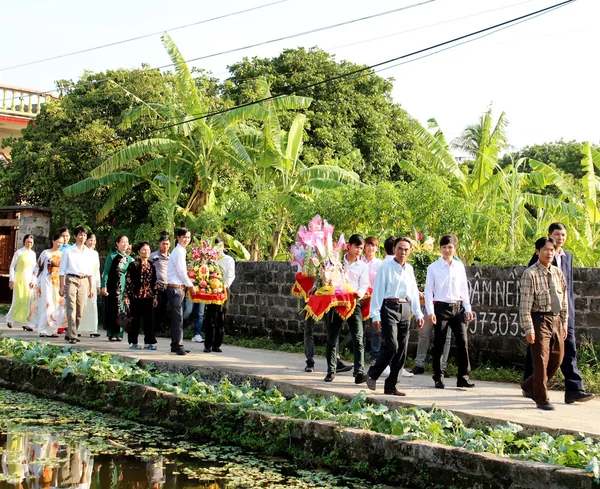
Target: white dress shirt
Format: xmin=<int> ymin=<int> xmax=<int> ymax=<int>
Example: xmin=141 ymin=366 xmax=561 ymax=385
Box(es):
xmin=166 ymin=244 xmax=193 ymax=287
xmin=219 ymin=254 xmax=236 ymax=288
xmin=361 ymin=256 xmax=382 ymax=287
xmin=424 ymin=257 xmax=472 ymax=315
xmin=58 ymin=244 xmax=94 ymax=277
xmin=555 ymin=248 xmax=565 ymax=270
xmin=343 ymin=255 xmax=370 ymax=299
xmin=370 ymin=259 xmax=423 ymax=322
xmin=383 ymin=254 xmax=394 ymax=263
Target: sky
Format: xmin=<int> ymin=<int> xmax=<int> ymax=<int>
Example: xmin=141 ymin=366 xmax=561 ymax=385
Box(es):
xmin=1 ymin=0 xmax=598 ymax=151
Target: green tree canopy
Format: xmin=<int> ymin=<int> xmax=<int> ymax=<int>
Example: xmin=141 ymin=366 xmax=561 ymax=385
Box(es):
xmin=500 ymin=140 xmax=600 ymax=179
xmin=220 ymin=47 xmax=417 ymax=184
xmin=0 ymin=67 xmax=178 ymax=243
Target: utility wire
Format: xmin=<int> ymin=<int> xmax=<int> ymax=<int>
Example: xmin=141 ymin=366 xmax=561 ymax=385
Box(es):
xmin=0 ymin=0 xmax=291 ymax=73
xmin=152 ymin=0 xmax=437 ymax=69
xmin=1 ymin=0 xmax=437 ymax=105
xmin=373 ymin=1 xmax=565 ymax=75
xmin=156 ymin=0 xmax=574 ymax=131
xmin=7 ymin=0 xmax=575 ymax=159
xmin=326 ymin=0 xmax=537 ymax=51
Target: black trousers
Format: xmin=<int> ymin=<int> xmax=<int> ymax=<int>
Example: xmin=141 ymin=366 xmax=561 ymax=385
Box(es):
xmin=367 ymin=300 xmax=410 ymax=390
xmin=128 ymin=298 xmax=157 ymax=345
xmin=153 ymin=286 xmax=169 ymax=335
xmin=523 ymin=323 xmax=584 ymax=393
xmin=204 ymin=291 xmax=229 ymax=350
xmin=324 ymin=304 xmax=364 ymax=376
xmin=432 ymin=302 xmax=470 ymax=380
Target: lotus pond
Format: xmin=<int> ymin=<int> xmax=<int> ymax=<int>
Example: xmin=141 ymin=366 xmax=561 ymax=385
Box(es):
xmin=0 ymin=389 xmax=399 ymax=489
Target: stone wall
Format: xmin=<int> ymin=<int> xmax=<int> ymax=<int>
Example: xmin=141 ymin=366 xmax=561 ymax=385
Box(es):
xmin=226 ymin=262 xmax=600 ymax=366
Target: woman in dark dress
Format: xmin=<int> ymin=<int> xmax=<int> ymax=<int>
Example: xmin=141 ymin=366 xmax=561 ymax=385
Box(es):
xmin=124 ymin=242 xmax=158 ymax=350
xmin=101 ymin=235 xmax=133 ymax=341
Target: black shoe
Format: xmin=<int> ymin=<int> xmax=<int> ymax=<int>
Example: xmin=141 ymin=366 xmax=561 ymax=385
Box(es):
xmin=77 ymin=334 xmax=81 ymax=337
xmin=203 ymin=347 xmax=211 ymax=353
xmin=324 ymin=372 xmax=335 ymax=382
xmin=565 ymin=391 xmax=595 ymax=404
xmin=536 ymin=402 xmax=555 ymax=411
xmin=304 ymin=364 xmax=314 ymax=373
xmin=212 ymin=347 xmax=223 ymax=353
xmin=410 ymin=365 xmax=425 ymax=375
xmin=171 ymin=348 xmax=190 ymax=353
xmin=354 ymin=373 xmax=367 ymax=384
xmin=69 ymin=339 xmax=77 ymax=344
xmin=336 ymin=361 xmax=352 ymax=373
xmin=65 ymin=336 xmax=71 ymax=342
xmin=522 ymin=389 xmax=533 ymax=399
xmin=457 ymin=378 xmax=475 ymax=388
xmin=443 ymin=370 xmax=451 ymax=378
xmin=366 ymin=377 xmax=377 ymax=391
xmin=175 ymin=349 xmax=187 ymax=356
xmin=384 ymin=389 xmax=406 ymax=396
xmin=90 ymin=334 xmax=101 ymax=338
xmin=434 ymin=379 xmax=445 ymax=389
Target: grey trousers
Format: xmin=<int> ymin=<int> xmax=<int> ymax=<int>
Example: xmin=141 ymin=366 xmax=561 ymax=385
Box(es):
xmin=65 ymin=275 xmax=88 ymax=339
xmin=168 ymin=287 xmax=186 ymax=351
xmin=414 ymin=314 xmax=451 ymax=370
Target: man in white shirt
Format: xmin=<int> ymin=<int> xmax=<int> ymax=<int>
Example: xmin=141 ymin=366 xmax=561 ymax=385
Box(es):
xmin=424 ymin=234 xmax=474 ymax=389
xmin=166 ymin=228 xmax=195 ymax=356
xmin=58 ymin=226 xmax=95 ymax=343
xmin=203 ymin=237 xmax=236 ymax=353
xmin=366 ymin=238 xmax=424 ymax=395
xmin=323 ymin=234 xmax=370 ymax=384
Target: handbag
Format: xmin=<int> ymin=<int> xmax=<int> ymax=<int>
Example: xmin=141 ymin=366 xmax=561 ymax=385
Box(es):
xmin=116 ymin=305 xmax=132 ymax=333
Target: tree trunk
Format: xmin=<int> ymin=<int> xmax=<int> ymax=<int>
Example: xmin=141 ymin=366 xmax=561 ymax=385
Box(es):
xmin=251 ymin=236 xmax=260 ymax=261
xmin=270 ymin=230 xmax=282 ymax=261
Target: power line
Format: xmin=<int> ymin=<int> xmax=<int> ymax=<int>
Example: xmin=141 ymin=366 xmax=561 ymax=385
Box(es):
xmin=155 ymin=0 xmax=574 ymax=132
xmin=372 ymin=1 xmax=569 ymax=75
xmin=8 ymin=0 xmax=575 ymax=161
xmin=0 ymin=0 xmax=291 ymax=73
xmin=326 ymin=0 xmax=538 ymax=51
xmin=0 ymin=0 xmax=437 ymax=106
xmin=153 ymin=0 xmax=437 ymax=69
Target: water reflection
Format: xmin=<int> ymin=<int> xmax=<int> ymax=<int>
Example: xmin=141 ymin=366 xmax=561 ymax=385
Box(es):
xmin=0 ymin=433 xmax=207 ymax=489
xmin=0 ymin=389 xmax=398 ymax=489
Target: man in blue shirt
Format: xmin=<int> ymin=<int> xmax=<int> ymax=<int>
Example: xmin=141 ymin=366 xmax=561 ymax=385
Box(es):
xmin=367 ymin=237 xmax=424 ymax=395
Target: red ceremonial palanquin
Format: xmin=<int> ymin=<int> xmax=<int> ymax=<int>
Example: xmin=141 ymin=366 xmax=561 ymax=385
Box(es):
xmin=292 ymin=272 xmax=357 ymax=321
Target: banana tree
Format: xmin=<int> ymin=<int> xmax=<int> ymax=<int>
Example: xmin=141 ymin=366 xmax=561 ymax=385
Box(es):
xmin=528 ymin=142 xmax=600 ymax=266
xmin=64 ymin=34 xmax=264 ymax=229
xmin=237 ymin=83 xmax=361 ymax=259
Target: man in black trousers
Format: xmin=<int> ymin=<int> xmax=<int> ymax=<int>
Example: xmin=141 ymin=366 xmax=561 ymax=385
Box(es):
xmin=524 ymin=223 xmax=594 ymax=404
xmin=366 ymin=237 xmax=424 ymax=395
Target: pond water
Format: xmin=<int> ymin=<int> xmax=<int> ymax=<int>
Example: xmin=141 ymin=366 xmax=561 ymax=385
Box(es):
xmin=0 ymin=389 xmax=401 ymax=489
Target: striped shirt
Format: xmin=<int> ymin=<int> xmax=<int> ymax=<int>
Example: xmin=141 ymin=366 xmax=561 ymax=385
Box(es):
xmin=519 ymin=261 xmax=568 ymax=335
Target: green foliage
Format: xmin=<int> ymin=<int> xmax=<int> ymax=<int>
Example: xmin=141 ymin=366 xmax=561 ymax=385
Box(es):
xmin=500 ymin=140 xmax=600 ymax=179
xmin=222 ymin=47 xmax=417 ymax=184
xmin=0 ymin=68 xmax=177 ymax=246
xmin=1 ymin=337 xmax=599 ymax=481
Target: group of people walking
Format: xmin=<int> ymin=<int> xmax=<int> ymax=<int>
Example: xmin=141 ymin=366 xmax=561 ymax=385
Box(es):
xmin=305 ymin=224 xmax=594 ymax=410
xmin=5 ymin=226 xmax=235 ymax=357
xmin=4 ymin=222 xmax=595 ymax=410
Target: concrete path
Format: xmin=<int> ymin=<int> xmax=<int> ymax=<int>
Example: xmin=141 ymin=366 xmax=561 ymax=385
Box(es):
xmin=1 ymin=322 xmax=598 ymax=437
